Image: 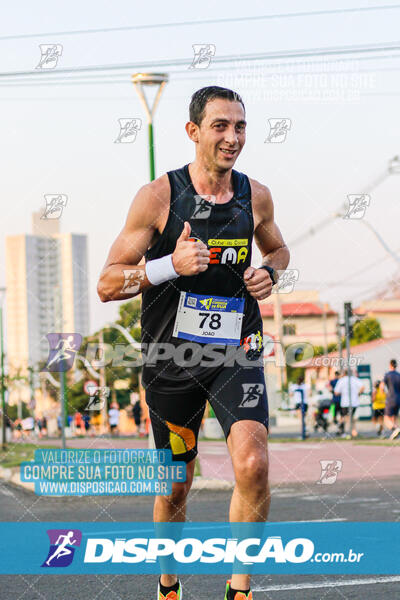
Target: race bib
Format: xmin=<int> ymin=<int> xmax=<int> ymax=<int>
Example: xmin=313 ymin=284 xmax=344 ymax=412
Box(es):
xmin=172 ymin=292 xmax=244 ymax=345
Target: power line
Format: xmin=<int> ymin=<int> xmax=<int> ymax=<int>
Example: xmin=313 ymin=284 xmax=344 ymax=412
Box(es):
xmin=1 ymin=41 xmax=400 ymax=83
xmin=1 ymin=5 xmax=399 ymax=41
xmin=3 ymin=51 xmax=400 ymax=88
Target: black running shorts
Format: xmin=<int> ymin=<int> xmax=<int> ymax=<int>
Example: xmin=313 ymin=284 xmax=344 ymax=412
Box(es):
xmin=145 ymin=364 xmax=269 ymax=464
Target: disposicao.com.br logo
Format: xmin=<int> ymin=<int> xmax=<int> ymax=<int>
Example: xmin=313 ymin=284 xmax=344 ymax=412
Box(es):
xmin=25 ymin=522 xmax=377 ymax=575
xmin=83 ymin=536 xmax=313 ymax=564
xmin=42 ymin=529 xmax=82 ymax=567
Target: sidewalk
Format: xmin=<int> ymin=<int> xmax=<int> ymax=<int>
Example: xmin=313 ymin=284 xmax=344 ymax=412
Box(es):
xmin=197 ymin=439 xmax=400 ymax=485
xmin=2 ymin=426 xmax=399 ymax=492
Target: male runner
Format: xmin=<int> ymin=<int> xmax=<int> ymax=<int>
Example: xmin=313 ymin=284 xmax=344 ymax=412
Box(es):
xmin=98 ymin=86 xmax=290 ymax=600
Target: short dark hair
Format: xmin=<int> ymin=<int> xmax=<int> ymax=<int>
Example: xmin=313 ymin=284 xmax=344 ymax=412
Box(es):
xmin=390 ymin=359 xmax=397 ymax=368
xmin=189 ymin=86 xmax=245 ymax=127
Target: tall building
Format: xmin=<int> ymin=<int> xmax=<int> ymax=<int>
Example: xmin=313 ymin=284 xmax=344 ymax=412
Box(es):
xmin=5 ymin=212 xmax=90 ymax=375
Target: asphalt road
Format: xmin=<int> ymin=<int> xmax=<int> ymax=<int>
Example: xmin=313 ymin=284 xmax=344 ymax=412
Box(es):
xmin=0 ymin=476 xmax=399 ymax=600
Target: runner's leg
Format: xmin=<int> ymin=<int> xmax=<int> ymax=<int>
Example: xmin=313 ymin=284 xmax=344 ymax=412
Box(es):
xmin=146 ymin=388 xmax=206 ymax=587
xmin=227 ymin=420 xmax=270 ymax=592
xmin=208 ymin=360 xmax=269 ymax=593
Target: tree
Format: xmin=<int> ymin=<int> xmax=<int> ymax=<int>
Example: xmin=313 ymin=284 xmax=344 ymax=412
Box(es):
xmin=350 ymin=317 xmax=382 ymax=345
xmin=67 ymin=298 xmax=142 ymax=414
xmin=338 ymin=317 xmax=382 ymax=348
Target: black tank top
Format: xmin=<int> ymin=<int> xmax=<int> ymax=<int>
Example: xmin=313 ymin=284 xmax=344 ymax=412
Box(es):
xmin=141 ymin=163 xmax=263 ymax=393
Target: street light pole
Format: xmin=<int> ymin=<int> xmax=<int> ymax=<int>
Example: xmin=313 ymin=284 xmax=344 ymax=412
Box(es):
xmin=344 ymin=302 xmax=354 ymax=437
xmin=131 ymin=73 xmax=168 ymax=181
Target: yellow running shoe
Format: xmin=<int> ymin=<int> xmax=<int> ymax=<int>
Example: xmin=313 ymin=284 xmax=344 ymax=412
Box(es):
xmin=224 ymin=579 xmax=252 ymax=600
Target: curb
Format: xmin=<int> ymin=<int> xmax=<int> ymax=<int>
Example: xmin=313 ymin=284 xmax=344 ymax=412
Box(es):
xmin=191 ymin=477 xmax=234 ymax=491
xmin=0 ymin=465 xmax=35 ymax=492
xmin=0 ymin=466 xmax=233 ymax=494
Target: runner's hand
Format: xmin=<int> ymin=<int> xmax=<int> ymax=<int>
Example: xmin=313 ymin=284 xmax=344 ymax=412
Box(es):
xmin=172 ymin=222 xmax=210 ymax=276
xmin=244 ymin=266 xmax=273 ymax=300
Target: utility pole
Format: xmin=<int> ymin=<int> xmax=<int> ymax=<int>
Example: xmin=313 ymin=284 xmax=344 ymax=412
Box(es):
xmin=336 ymin=321 xmax=343 ymax=367
xmin=273 ymin=292 xmax=287 ymax=391
xmin=54 ymin=286 xmax=67 ymax=449
xmin=344 ymin=302 xmax=354 ymax=436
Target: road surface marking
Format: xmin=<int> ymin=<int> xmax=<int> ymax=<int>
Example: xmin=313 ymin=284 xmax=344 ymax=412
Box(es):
xmin=253 ymin=576 xmax=400 ymax=592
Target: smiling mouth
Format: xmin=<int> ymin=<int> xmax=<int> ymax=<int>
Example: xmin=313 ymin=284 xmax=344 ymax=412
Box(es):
xmin=219 ymin=148 xmax=237 ymax=157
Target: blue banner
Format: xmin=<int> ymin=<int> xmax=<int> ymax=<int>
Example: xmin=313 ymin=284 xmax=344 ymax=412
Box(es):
xmin=0 ymin=522 xmax=399 ymax=574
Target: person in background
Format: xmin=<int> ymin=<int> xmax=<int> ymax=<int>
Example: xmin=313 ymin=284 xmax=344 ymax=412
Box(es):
xmin=383 ymin=359 xmax=400 ymax=440
xmin=108 ymin=402 xmax=120 ymax=436
xmin=334 ymin=368 xmax=365 ymax=438
xmin=67 ymin=414 xmax=73 ymax=432
xmin=74 ymin=411 xmax=84 ymax=436
xmin=289 ymin=375 xmax=310 ymax=436
xmin=372 ymin=380 xmax=386 ymax=437
xmin=41 ymin=416 xmax=48 ymax=437
xmin=83 ymin=412 xmax=91 ymax=436
xmin=133 ymin=399 xmax=142 ymax=436
xmin=14 ymin=419 xmax=23 ymax=440
xmin=21 ymin=416 xmax=35 ymax=439
xmin=36 ymin=416 xmax=44 ymax=438
xmin=329 ymin=370 xmax=341 ymax=424
xmin=91 ymin=412 xmax=101 ymax=435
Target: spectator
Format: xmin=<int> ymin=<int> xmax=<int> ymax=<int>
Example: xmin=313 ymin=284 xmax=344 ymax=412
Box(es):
xmin=83 ymin=412 xmax=91 ymax=436
xmin=372 ymin=380 xmax=386 ymax=437
xmin=133 ymin=399 xmax=142 ymax=436
xmin=329 ymin=370 xmax=341 ymax=424
xmin=41 ymin=416 xmax=48 ymax=437
xmin=36 ymin=416 xmax=44 ymax=438
xmin=21 ymin=416 xmax=35 ymax=439
xmin=91 ymin=412 xmax=102 ymax=435
xmin=334 ymin=369 xmax=364 ymax=438
xmin=67 ymin=414 xmax=73 ymax=432
xmin=383 ymin=359 xmax=400 ymax=440
xmin=74 ymin=411 xmax=83 ymax=436
xmin=289 ymin=376 xmax=310 ymax=435
xmin=14 ymin=419 xmax=22 ymax=440
xmin=108 ymin=402 xmax=120 ymax=436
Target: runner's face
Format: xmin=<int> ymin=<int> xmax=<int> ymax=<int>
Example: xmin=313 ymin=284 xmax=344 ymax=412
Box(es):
xmin=198 ymin=98 xmax=246 ymax=170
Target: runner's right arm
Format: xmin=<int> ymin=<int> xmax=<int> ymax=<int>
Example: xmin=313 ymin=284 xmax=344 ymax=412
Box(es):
xmin=97 ymin=177 xmax=210 ymax=302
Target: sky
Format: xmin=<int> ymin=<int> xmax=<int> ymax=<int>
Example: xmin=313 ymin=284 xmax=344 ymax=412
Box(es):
xmin=1 ymin=0 xmax=400 ymax=335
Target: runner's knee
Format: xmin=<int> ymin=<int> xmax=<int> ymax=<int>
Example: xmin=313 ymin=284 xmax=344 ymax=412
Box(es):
xmin=166 ymin=480 xmax=192 ymax=505
xmin=235 ymin=452 xmax=268 ymax=487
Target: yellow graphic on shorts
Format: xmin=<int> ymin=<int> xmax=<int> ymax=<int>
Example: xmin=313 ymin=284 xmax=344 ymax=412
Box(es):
xmin=166 ymin=421 xmax=196 ymax=455
xmin=199 ymin=297 xmax=228 ymax=310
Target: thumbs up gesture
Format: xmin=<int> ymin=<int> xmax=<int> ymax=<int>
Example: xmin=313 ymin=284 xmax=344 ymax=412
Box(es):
xmin=172 ymin=221 xmax=210 ymax=276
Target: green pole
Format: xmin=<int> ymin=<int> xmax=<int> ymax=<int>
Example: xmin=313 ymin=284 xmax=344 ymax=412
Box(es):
xmin=60 ymin=369 xmax=67 ymax=449
xmin=148 ymin=121 xmax=155 ymax=181
xmin=0 ymin=306 xmax=6 ymax=450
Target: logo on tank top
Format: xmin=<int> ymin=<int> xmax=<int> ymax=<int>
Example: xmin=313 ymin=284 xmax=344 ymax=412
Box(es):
xmin=189 ymin=237 xmax=249 ymax=265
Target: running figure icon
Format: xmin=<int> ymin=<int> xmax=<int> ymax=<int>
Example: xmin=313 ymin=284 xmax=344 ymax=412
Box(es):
xmin=46 ymin=335 xmax=77 ymax=368
xmin=45 ymin=531 xmax=77 ymax=566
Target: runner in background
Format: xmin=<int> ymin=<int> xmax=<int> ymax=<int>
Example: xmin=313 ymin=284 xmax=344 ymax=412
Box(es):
xmin=329 ymin=370 xmax=341 ymax=425
xmin=372 ymin=380 xmax=386 ymax=437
